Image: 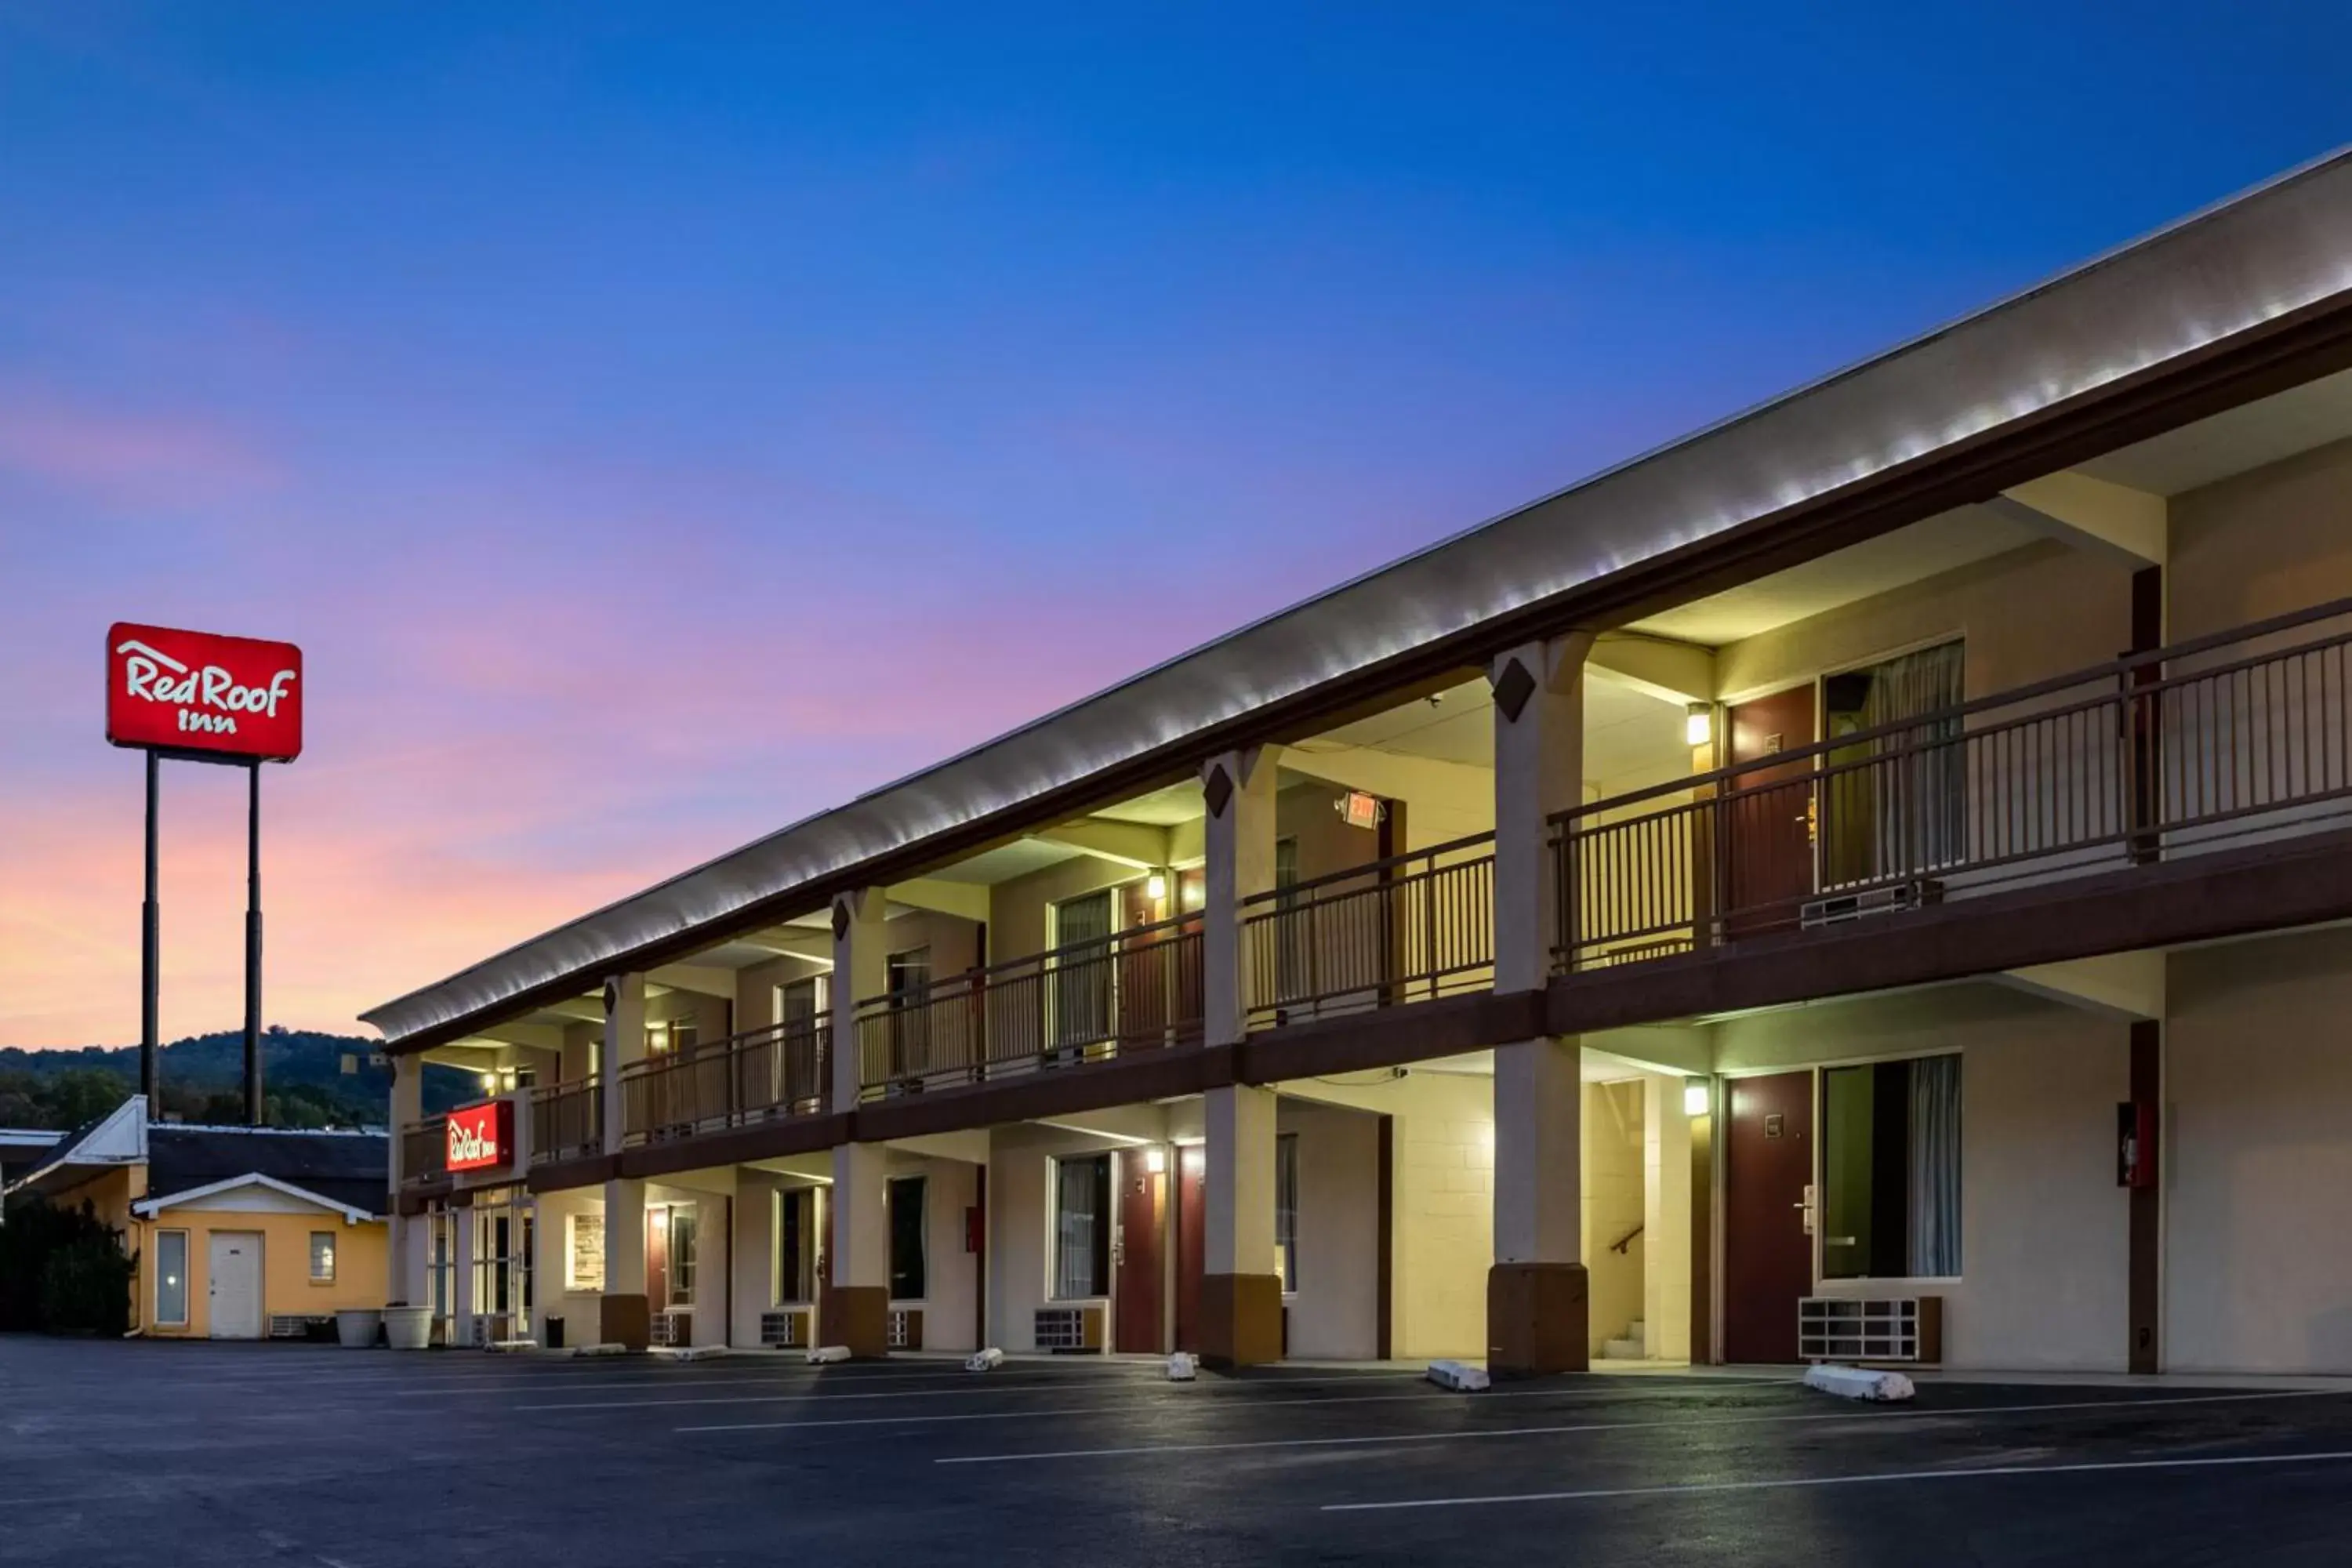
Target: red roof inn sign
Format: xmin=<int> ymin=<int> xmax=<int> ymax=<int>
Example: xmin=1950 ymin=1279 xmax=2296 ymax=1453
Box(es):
xmin=107 ymin=622 xmax=303 ymax=760
xmin=107 ymin=621 xmax=304 ymax=1126
xmin=445 ymin=1099 xmax=514 ymax=1174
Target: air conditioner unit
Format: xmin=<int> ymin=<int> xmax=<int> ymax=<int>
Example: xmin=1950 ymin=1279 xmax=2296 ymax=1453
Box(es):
xmin=650 ymin=1310 xmax=689 ymax=1348
xmin=1033 ymin=1304 xmax=1106 ymax=1353
xmin=760 ymin=1307 xmax=813 ymax=1348
xmin=1801 ymin=879 xmax=1944 ymax=930
xmin=1798 ymin=1295 xmax=1943 ymax=1365
xmin=887 ymin=1308 xmax=924 ymax=1351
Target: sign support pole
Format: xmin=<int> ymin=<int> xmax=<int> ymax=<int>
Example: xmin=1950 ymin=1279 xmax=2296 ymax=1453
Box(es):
xmin=244 ymin=759 xmax=263 ymax=1127
xmin=140 ymin=750 xmax=160 ymax=1108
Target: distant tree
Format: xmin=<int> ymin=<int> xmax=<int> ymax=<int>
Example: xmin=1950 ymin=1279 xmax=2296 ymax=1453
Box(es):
xmin=0 ymin=1198 xmax=132 ymax=1334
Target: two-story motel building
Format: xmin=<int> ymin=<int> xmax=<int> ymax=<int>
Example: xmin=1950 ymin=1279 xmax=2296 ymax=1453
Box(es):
xmin=371 ymin=151 xmax=2352 ymax=1376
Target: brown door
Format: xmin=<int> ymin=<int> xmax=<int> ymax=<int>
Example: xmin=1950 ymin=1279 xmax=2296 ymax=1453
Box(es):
xmin=1115 ymin=1151 xmax=1165 ymax=1352
xmin=1173 ymin=1145 xmax=1206 ymax=1353
xmin=1723 ymin=1071 xmax=1814 ymax=1363
xmin=645 ymin=1207 xmax=670 ymax=1308
xmin=1722 ymin=685 xmax=1817 ymax=936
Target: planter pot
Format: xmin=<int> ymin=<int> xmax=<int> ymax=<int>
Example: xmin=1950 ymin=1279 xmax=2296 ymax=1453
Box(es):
xmin=383 ymin=1305 xmax=433 ymax=1351
xmin=335 ymin=1308 xmax=383 ymax=1348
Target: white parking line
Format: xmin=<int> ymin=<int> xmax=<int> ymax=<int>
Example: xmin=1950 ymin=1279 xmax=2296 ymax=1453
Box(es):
xmin=531 ymin=1370 xmax=1439 ymax=1413
xmin=936 ymin=1388 xmax=2346 ymax=1465
xmin=1321 ymin=1446 xmax=2352 ymax=1512
xmin=672 ymin=1383 xmax=1650 ymax=1433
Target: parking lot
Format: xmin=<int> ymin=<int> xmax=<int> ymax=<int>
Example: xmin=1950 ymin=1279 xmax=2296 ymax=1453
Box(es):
xmin=7 ymin=1339 xmax=2352 ymax=1566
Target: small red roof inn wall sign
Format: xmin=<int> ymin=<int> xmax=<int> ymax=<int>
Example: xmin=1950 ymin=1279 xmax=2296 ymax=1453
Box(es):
xmin=107 ymin=622 xmax=303 ymax=761
xmin=446 ymin=1100 xmax=514 ymax=1174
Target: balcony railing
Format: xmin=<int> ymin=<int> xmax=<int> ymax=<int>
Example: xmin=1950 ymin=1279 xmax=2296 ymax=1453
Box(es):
xmin=530 ymin=1077 xmax=603 ymax=1164
xmin=622 ymin=1015 xmax=829 ymax=1145
xmin=1243 ymin=831 xmax=1496 ymax=1029
xmin=400 ymin=1115 xmax=447 ymax=1186
xmin=857 ymin=913 xmax=1204 ymax=1098
xmin=1555 ymin=596 xmax=2352 ymax=968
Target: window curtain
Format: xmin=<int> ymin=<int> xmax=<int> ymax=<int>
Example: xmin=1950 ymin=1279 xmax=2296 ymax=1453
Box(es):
xmin=1863 ymin=642 xmax=1965 ymax=876
xmin=1908 ymin=1053 xmax=1962 ymax=1276
xmin=1054 ymin=1157 xmax=1101 ymax=1298
xmin=1052 ymin=892 xmax=1114 ymax=1050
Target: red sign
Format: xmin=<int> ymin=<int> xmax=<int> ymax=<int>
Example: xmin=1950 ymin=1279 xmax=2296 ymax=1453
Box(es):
xmin=445 ymin=1100 xmax=514 ymax=1173
xmin=106 ymin=622 xmax=303 ymax=761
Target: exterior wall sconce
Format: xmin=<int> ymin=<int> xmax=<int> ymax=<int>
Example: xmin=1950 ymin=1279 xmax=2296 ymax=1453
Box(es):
xmin=1685 ymin=702 xmax=1715 ymax=748
xmin=1683 ymin=1078 xmax=1711 ymax=1117
xmin=1145 ymin=873 xmax=1167 ymax=902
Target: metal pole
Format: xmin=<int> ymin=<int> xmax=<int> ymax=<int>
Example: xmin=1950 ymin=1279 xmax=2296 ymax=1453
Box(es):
xmin=141 ymin=750 xmax=160 ymax=1107
xmin=245 ymin=760 xmax=263 ymax=1126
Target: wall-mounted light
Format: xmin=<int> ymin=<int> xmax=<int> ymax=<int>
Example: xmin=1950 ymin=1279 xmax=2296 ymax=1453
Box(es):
xmin=1683 ymin=1078 xmax=1711 ymax=1117
xmin=1145 ymin=1147 xmax=1167 ymax=1174
xmin=477 ymin=1071 xmax=499 ymax=1093
xmin=1145 ymin=873 xmax=1167 ymax=902
xmin=1685 ymin=702 xmax=1715 ymax=748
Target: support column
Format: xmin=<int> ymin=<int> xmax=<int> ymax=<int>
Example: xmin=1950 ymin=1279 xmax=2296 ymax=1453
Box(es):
xmin=1200 ymin=747 xmax=1279 ymax=1047
xmin=824 ymin=890 xmax=891 ymax=1356
xmin=1201 ymin=1082 xmax=1282 ymax=1367
xmin=386 ymin=1054 xmax=423 ymax=1305
xmin=599 ymin=972 xmax=650 ymax=1349
xmin=601 ymin=1177 xmax=648 ymax=1349
xmin=826 ymin=1142 xmax=891 ymax=1356
xmin=1487 ymin=634 xmax=1592 ymax=1375
xmin=452 ymin=1203 xmax=477 ymax=1348
xmin=1641 ymin=1075 xmax=1693 ymax=1363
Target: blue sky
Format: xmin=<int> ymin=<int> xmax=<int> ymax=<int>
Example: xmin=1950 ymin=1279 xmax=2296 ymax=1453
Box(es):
xmin=2 ymin=2 xmax=2344 ymax=1044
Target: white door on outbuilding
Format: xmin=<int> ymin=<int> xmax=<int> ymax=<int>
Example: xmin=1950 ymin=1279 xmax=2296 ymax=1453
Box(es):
xmin=207 ymin=1232 xmax=264 ymax=1339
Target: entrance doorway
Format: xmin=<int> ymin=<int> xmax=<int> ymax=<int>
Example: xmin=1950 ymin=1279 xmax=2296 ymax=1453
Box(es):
xmin=1173 ymin=1145 xmax=1205 ymax=1354
xmin=1114 ymin=1149 xmax=1164 ymax=1352
xmin=206 ymin=1232 xmax=263 ymax=1339
xmin=1722 ymin=1070 xmax=1814 ymax=1363
xmin=1722 ymin=685 xmax=1817 ymax=935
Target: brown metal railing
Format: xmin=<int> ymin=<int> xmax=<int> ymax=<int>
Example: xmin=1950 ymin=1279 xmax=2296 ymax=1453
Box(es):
xmin=400 ymin=1116 xmax=448 ymax=1186
xmin=1242 ymin=831 xmax=1495 ymax=1029
xmin=856 ymin=914 xmax=1204 ymax=1098
xmin=622 ymin=1014 xmax=829 ymax=1145
xmin=530 ymin=1077 xmax=603 ymax=1164
xmin=1555 ymin=596 xmax=2352 ymax=969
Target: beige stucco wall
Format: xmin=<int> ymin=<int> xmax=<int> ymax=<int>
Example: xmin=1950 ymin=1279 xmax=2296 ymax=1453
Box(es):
xmin=1715 ymin=982 xmax=2129 ymax=1371
xmin=2169 ymin=434 xmax=2352 ymax=641
xmin=1278 ymin=1098 xmax=1383 ymax=1359
xmin=1714 ymin=539 xmax=2134 ymax=708
xmin=2167 ymin=927 xmax=2352 ymax=1373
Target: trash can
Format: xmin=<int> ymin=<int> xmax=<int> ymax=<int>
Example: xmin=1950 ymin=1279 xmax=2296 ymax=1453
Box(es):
xmin=335 ymin=1308 xmax=383 ymax=1348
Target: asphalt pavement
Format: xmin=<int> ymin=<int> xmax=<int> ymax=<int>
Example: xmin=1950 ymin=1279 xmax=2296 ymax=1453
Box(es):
xmin=4 ymin=1338 xmax=2350 ymax=1566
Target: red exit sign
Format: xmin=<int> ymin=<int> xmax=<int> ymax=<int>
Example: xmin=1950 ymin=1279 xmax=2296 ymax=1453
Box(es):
xmin=445 ymin=1100 xmax=514 ymax=1173
xmin=107 ymin=622 xmax=303 ymax=762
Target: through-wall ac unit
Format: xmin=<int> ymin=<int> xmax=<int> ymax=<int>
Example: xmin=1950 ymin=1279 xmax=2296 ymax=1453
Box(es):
xmin=887 ymin=1308 xmax=924 ymax=1351
xmin=1033 ymin=1304 xmax=1106 ymax=1353
xmin=1798 ymin=1295 xmax=1943 ymax=1365
xmin=650 ymin=1310 xmax=688 ymax=1348
xmin=760 ymin=1307 xmax=813 ymax=1348
xmin=1800 ymin=879 xmax=1944 ymax=930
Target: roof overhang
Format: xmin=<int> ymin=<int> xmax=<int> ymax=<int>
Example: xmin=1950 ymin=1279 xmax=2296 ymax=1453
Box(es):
xmin=130 ymin=1171 xmax=380 ymax=1225
xmin=364 ymin=147 xmax=2352 ymax=1053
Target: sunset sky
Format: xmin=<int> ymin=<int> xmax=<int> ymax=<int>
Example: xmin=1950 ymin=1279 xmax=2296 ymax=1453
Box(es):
xmin=4 ymin=5 xmax=2346 ymax=1047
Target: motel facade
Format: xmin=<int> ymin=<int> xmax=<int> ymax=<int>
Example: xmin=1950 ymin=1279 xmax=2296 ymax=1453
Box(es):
xmin=370 ymin=151 xmax=2352 ymax=1376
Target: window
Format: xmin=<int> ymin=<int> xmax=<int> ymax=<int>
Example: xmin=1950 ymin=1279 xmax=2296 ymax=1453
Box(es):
xmin=1275 ymin=1134 xmax=1300 ymax=1294
xmin=309 ymin=1230 xmax=337 ymax=1284
xmin=1820 ymin=1054 xmax=1962 ymax=1279
xmin=154 ymin=1230 xmax=188 ymax=1327
xmin=1821 ymin=641 xmax=1966 ymax=888
xmin=645 ymin=1019 xmax=699 ymax=1057
xmin=668 ymin=1205 xmax=699 ymax=1307
xmin=887 ymin=948 xmax=932 ymax=1076
xmin=1051 ymin=891 xmax=1113 ymax=1048
xmin=776 ymin=1186 xmax=818 ymax=1304
xmin=567 ymin=1211 xmax=606 ymax=1292
xmin=887 ymin=1176 xmax=927 ymax=1301
xmin=779 ymin=975 xmax=825 ymax=1029
xmin=1052 ymin=1154 xmax=1112 ymax=1299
